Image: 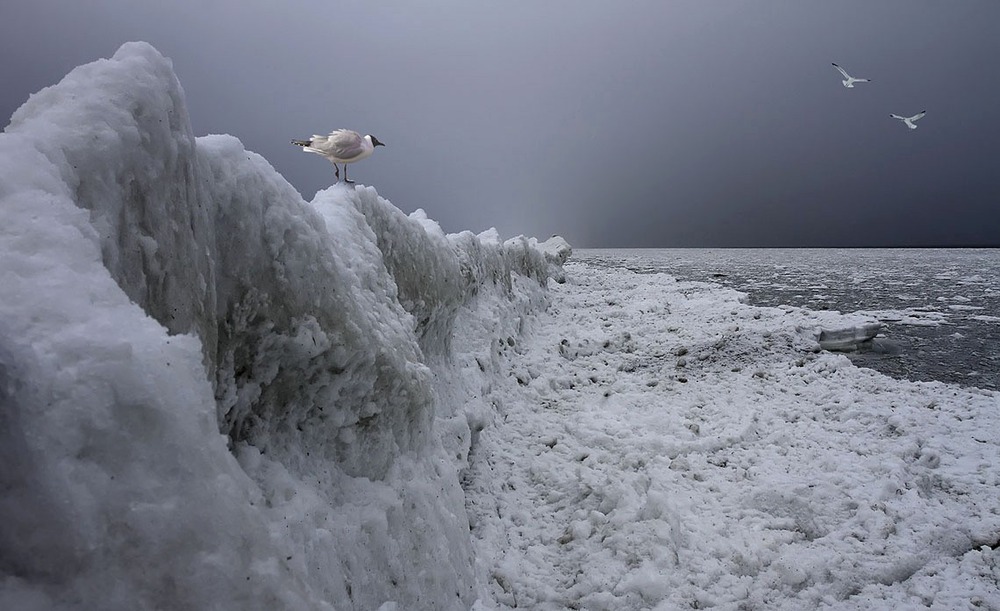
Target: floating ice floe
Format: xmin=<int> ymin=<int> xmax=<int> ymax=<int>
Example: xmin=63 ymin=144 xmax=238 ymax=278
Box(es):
xmin=857 ymin=308 xmax=950 ymax=327
xmin=813 ymin=321 xmax=883 ymax=351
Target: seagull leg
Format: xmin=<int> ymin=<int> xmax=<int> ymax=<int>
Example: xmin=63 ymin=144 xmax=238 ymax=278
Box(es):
xmin=333 ymin=163 xmax=340 ymax=181
xmin=344 ymin=164 xmax=354 ymax=184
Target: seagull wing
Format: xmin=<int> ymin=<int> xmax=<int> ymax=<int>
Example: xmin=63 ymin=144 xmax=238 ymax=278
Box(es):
xmin=909 ymin=111 xmax=926 ymax=122
xmin=890 ymin=114 xmax=905 ymax=120
xmin=832 ymin=63 xmax=851 ymax=79
xmin=321 ymin=129 xmax=364 ymax=159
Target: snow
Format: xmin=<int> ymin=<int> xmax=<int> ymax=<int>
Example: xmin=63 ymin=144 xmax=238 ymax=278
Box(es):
xmin=3 ymin=42 xmax=999 ymax=611
xmin=465 ymin=262 xmax=1000 ymax=609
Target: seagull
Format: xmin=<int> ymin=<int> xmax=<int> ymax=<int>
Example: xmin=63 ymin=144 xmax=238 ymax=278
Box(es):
xmin=832 ymin=63 xmax=871 ymax=88
xmin=889 ymin=111 xmax=926 ymax=130
xmin=291 ymin=129 xmax=385 ymax=183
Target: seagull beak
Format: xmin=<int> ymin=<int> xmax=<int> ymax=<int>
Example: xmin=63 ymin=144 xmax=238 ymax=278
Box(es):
xmin=371 ymin=136 xmax=385 ymax=147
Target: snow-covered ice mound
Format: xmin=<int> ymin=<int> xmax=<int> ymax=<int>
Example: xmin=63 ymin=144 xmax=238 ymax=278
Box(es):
xmin=0 ymin=42 xmax=566 ymax=610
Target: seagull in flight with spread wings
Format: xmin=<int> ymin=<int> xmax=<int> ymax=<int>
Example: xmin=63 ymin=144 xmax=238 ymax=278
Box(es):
xmin=292 ymin=129 xmax=385 ymax=183
xmin=890 ymin=111 xmax=926 ymax=130
xmin=832 ymin=63 xmax=871 ymax=88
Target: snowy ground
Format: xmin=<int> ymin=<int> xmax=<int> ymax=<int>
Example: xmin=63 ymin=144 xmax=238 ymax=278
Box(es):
xmin=464 ymin=262 xmax=1000 ymax=610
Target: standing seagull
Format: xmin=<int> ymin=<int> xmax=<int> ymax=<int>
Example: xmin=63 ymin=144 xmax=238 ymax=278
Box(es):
xmin=832 ymin=63 xmax=871 ymax=88
xmin=890 ymin=111 xmax=926 ymax=130
xmin=291 ymin=129 xmax=385 ymax=183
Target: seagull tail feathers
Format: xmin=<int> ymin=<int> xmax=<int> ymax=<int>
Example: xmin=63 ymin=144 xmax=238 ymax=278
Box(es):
xmin=291 ymin=139 xmax=311 ymax=147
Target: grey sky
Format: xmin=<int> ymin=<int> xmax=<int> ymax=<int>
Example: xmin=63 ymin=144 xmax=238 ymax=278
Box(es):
xmin=3 ymin=1 xmax=999 ymax=247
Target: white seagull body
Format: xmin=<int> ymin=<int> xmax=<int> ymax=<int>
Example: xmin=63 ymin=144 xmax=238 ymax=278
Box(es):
xmin=890 ymin=111 xmax=926 ymax=130
xmin=292 ymin=129 xmax=385 ymax=183
xmin=832 ymin=63 xmax=870 ymax=88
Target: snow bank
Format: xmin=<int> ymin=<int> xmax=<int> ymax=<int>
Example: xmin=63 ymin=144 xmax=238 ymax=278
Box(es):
xmin=0 ymin=42 xmax=565 ymax=610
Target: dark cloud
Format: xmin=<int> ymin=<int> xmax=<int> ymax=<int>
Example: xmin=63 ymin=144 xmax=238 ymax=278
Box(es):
xmin=3 ymin=1 xmax=999 ymax=247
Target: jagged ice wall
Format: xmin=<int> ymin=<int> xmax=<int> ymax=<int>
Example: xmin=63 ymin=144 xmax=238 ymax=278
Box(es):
xmin=0 ymin=42 xmax=570 ymax=610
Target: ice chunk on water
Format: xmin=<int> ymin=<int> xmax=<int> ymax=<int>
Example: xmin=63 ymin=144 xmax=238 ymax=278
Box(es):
xmin=816 ymin=320 xmax=882 ymax=351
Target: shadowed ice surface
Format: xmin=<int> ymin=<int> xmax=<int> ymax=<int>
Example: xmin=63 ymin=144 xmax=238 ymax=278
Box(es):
xmin=576 ymin=248 xmax=1000 ymax=391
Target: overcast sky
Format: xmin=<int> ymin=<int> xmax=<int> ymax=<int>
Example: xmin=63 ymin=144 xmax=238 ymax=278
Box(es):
xmin=3 ymin=1 xmax=999 ymax=247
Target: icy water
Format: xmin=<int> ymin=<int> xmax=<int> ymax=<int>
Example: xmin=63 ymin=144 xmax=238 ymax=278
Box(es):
xmin=575 ymin=248 xmax=1000 ymax=391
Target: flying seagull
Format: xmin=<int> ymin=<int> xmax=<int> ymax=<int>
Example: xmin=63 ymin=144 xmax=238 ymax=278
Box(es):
xmin=832 ymin=63 xmax=871 ymax=88
xmin=291 ymin=129 xmax=385 ymax=183
xmin=890 ymin=111 xmax=926 ymax=130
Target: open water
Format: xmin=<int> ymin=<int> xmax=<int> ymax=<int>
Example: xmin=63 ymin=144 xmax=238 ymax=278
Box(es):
xmin=575 ymin=248 xmax=1000 ymax=391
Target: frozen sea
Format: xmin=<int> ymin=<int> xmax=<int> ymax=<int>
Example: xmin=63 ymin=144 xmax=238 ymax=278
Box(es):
xmin=575 ymin=248 xmax=1000 ymax=391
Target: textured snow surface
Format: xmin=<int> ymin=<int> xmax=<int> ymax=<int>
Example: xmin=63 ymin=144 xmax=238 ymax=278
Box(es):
xmin=464 ymin=263 xmax=1000 ymax=610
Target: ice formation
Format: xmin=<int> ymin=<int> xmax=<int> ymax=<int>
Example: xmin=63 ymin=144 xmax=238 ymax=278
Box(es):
xmin=0 ymin=42 xmax=566 ymax=610
xmin=813 ymin=320 xmax=881 ymax=351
